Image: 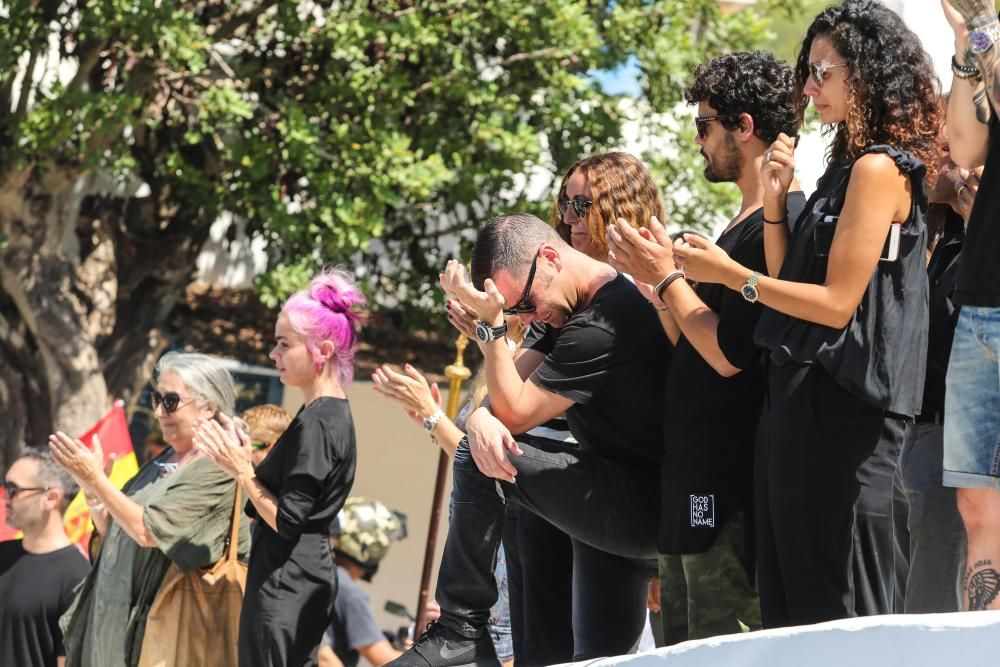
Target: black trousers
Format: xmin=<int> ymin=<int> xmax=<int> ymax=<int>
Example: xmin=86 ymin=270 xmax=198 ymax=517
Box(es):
xmin=756 ymin=361 xmax=902 ymax=628
xmin=437 ymin=441 xmax=658 ymax=660
xmin=502 ymin=504 xmax=574 ymax=667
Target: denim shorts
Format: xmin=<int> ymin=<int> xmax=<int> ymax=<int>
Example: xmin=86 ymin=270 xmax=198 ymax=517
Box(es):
xmin=943 ymin=306 xmax=1000 ymax=490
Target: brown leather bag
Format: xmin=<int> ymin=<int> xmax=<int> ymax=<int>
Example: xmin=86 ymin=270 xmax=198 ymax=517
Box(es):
xmin=138 ymin=487 xmax=247 ymax=667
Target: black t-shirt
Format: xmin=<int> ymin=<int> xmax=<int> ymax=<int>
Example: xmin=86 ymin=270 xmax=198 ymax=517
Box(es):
xmin=0 ymin=540 xmax=90 ymax=667
xmin=957 ymin=117 xmax=1000 ymax=306
xmin=659 ymin=195 xmax=807 ymax=555
xmin=323 ymin=566 xmax=384 ymax=667
xmin=528 ymin=274 xmax=671 ymax=465
xmin=247 ymin=397 xmax=357 ymax=538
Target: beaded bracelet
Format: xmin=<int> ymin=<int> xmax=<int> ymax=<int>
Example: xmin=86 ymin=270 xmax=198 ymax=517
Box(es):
xmin=952 ymin=55 xmax=983 ymax=80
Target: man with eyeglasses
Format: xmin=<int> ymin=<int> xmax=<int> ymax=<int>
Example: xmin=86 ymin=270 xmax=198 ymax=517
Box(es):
xmin=607 ymin=51 xmax=805 ymax=644
xmin=389 ymin=212 xmax=671 ymax=667
xmin=1 ymin=449 xmax=90 ymax=667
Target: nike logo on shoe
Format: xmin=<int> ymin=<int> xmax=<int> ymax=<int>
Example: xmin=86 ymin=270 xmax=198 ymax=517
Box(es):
xmin=438 ymin=641 xmax=475 ymax=661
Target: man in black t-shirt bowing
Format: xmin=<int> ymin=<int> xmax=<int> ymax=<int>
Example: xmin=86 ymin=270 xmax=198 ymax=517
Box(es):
xmin=388 ymin=212 xmax=670 ymax=667
xmin=606 ymin=52 xmax=804 ymax=643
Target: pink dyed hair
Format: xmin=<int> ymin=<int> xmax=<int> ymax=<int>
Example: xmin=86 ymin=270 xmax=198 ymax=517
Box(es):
xmin=282 ymin=267 xmax=368 ymax=385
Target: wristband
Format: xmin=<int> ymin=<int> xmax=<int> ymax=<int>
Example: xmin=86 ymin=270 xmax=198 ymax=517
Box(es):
xmin=952 ymin=55 xmax=983 ymax=80
xmin=654 ymin=271 xmax=685 ymax=301
xmin=763 ymin=216 xmax=787 ymax=225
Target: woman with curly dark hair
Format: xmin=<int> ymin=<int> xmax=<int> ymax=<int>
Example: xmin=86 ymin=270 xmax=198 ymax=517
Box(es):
xmin=673 ymin=0 xmax=943 ymax=627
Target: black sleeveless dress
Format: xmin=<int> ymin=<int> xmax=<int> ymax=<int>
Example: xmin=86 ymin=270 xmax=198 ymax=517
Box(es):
xmin=752 ymin=146 xmax=930 ymax=628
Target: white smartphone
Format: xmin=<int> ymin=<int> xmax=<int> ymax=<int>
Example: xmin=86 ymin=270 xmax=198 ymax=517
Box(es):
xmin=880 ymin=222 xmax=901 ymax=263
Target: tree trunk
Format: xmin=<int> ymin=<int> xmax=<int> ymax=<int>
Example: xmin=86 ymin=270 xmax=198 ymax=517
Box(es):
xmin=0 ymin=164 xmax=211 ymax=471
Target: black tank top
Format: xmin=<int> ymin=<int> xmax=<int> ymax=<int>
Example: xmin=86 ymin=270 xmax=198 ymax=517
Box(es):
xmin=754 ymin=145 xmax=929 ymax=417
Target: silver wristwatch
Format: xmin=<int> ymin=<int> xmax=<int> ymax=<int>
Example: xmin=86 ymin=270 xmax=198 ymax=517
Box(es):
xmin=423 ymin=409 xmax=446 ymax=434
xmin=475 ymin=320 xmax=508 ymax=343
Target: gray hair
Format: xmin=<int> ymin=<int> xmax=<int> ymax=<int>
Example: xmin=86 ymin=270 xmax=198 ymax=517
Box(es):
xmin=154 ymin=352 xmax=237 ymax=417
xmin=17 ymin=448 xmax=79 ymax=513
xmin=470 ymin=212 xmax=563 ymax=289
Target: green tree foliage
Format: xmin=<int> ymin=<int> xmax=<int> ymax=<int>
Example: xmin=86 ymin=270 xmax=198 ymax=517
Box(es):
xmin=0 ymin=0 xmax=804 ymax=456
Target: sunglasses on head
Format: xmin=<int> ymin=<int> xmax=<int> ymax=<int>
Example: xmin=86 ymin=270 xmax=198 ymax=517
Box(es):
xmin=695 ymin=114 xmax=738 ymax=139
xmin=558 ymin=196 xmax=593 ymax=220
xmin=3 ymin=481 xmax=49 ymax=500
xmin=150 ymin=390 xmax=193 ymax=415
xmin=502 ymin=253 xmax=539 ymax=316
xmin=809 ymin=60 xmax=848 ymax=87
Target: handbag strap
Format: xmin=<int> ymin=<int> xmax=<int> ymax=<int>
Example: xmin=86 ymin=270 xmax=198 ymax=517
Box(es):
xmin=224 ymin=484 xmax=242 ymax=563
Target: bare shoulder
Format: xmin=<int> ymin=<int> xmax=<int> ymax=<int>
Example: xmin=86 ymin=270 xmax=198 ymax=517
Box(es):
xmin=848 ymin=152 xmax=912 ymax=217
xmin=850 ymin=152 xmax=907 ymax=181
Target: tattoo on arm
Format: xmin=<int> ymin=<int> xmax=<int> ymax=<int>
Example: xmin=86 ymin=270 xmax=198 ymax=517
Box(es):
xmin=964 ymin=559 xmax=1000 ymax=611
xmin=974 ymin=88 xmax=991 ymax=124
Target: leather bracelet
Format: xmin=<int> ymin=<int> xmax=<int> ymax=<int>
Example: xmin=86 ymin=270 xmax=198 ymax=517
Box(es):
xmin=952 ymin=55 xmax=983 ymax=80
xmin=654 ymin=271 xmax=685 ymax=301
xmin=763 ymin=216 xmax=787 ymax=225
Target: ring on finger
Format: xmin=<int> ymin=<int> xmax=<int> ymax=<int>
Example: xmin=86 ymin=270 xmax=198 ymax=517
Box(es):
xmin=763 ymin=151 xmax=772 ymax=165
xmin=958 ymin=183 xmax=969 ymax=197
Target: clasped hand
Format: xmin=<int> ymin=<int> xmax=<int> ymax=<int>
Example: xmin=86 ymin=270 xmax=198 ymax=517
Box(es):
xmin=440 ymin=259 xmax=504 ymax=326
xmin=606 ymin=216 xmax=679 ymax=286
xmin=193 ymin=413 xmax=254 ymax=479
xmin=49 ymin=432 xmax=106 ymax=489
xmin=465 ymin=406 xmax=524 ymax=484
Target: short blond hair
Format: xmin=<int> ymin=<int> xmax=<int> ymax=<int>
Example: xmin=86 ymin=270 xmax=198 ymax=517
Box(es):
xmin=240 ymin=404 xmax=292 ymax=448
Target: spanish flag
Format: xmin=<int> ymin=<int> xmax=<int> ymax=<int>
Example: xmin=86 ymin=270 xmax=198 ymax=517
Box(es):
xmin=0 ymin=401 xmax=139 ymax=555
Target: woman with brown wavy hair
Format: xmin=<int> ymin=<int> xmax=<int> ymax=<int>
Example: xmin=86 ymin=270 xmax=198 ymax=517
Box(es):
xmin=671 ymin=0 xmax=943 ymax=627
xmin=552 ymin=151 xmax=666 ymax=260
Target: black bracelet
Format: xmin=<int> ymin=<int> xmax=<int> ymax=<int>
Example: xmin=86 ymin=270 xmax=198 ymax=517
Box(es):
xmin=654 ymin=271 xmax=686 ymax=301
xmin=763 ymin=216 xmax=787 ymax=225
xmin=953 ymin=55 xmax=983 ymax=80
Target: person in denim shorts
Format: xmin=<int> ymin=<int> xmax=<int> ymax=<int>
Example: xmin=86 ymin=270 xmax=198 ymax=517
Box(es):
xmin=942 ymin=0 xmax=1000 ymax=612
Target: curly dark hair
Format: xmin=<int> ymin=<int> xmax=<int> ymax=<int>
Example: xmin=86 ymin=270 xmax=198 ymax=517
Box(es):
xmin=684 ymin=51 xmax=799 ymax=144
xmin=795 ymin=0 xmax=943 ymax=181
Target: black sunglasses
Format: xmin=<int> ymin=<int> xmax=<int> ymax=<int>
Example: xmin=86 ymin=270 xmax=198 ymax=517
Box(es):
xmin=150 ymin=390 xmax=194 ymax=415
xmin=695 ymin=114 xmax=738 ymax=139
xmin=3 ymin=482 xmax=49 ymax=499
xmin=558 ymin=196 xmax=593 ymax=220
xmin=502 ymin=254 xmax=539 ymax=316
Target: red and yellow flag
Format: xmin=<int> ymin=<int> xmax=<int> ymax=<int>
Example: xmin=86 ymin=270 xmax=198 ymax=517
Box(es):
xmin=0 ymin=401 xmax=139 ymax=555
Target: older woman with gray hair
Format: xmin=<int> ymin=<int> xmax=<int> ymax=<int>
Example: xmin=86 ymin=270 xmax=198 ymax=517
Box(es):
xmin=48 ymin=351 xmax=250 ymax=667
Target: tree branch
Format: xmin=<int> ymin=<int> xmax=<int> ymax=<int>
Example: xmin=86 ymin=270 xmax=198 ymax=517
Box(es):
xmin=15 ymin=48 xmax=39 ymax=118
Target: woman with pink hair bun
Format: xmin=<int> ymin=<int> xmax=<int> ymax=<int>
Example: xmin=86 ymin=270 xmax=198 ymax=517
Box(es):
xmin=194 ymin=267 xmax=367 ymax=667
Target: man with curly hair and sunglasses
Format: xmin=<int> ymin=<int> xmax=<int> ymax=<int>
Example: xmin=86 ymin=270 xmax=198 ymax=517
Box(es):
xmin=607 ymin=51 xmax=805 ymax=644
